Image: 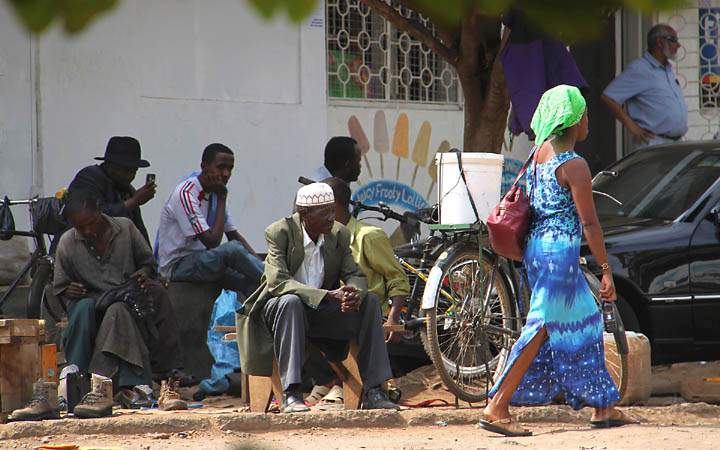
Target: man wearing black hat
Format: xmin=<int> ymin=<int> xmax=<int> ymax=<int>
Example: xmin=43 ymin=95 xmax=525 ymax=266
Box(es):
xmin=68 ymin=136 xmax=155 ymax=244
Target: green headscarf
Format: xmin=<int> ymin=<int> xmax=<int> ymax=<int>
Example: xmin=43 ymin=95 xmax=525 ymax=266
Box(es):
xmin=530 ymin=85 xmax=587 ymax=145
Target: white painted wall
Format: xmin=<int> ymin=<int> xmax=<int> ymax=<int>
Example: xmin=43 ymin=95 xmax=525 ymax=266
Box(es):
xmin=32 ymin=0 xmax=328 ymax=250
xmin=0 ymin=6 xmax=34 ymax=229
xmin=1 ymin=0 xmax=472 ymax=250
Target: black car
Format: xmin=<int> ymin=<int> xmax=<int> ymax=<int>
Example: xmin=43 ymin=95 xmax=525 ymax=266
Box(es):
xmin=582 ymin=141 xmax=720 ymax=365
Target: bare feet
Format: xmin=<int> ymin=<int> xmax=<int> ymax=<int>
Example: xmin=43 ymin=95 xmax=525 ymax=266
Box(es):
xmin=590 ymin=407 xmax=639 ymax=427
xmin=482 ymin=405 xmax=511 ymax=422
xmin=480 ymin=405 xmax=531 ymax=437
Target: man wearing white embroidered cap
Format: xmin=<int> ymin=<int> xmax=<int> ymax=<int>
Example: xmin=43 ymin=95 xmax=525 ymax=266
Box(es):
xmin=236 ymin=183 xmax=398 ymax=413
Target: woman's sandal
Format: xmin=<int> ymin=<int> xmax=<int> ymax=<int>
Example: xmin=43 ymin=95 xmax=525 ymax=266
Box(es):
xmin=478 ymin=416 xmax=533 ymax=437
xmin=590 ymin=409 xmax=640 ymax=428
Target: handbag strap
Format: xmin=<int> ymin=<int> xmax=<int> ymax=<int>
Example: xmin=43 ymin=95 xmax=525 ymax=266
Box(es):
xmin=508 ymin=145 xmax=539 ymax=191
xmin=451 ymin=150 xmax=480 ymax=223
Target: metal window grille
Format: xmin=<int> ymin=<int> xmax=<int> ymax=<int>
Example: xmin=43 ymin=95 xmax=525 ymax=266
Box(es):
xmin=699 ymin=6 xmax=720 ymax=108
xmin=326 ymin=0 xmax=462 ymax=105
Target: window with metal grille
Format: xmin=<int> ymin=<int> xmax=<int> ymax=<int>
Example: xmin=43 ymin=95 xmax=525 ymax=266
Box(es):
xmin=700 ymin=7 xmax=720 ymax=108
xmin=326 ymin=0 xmax=462 ymax=105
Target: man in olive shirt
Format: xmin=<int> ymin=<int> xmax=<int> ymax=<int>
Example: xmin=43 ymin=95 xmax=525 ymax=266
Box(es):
xmin=324 ymin=177 xmax=411 ymax=344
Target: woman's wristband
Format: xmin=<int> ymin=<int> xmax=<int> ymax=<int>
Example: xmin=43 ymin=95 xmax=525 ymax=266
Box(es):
xmin=600 ymin=262 xmax=611 ymax=273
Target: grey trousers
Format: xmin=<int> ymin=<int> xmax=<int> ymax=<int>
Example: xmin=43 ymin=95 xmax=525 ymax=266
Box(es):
xmin=263 ymin=293 xmax=393 ymax=391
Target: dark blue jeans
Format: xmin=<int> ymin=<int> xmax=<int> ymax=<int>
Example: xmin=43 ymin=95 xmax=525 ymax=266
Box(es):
xmin=171 ymin=240 xmax=264 ymax=296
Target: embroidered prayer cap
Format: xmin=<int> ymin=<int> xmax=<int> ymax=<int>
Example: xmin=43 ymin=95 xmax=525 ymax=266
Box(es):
xmin=296 ymin=183 xmax=335 ymax=207
xmin=530 ymin=84 xmax=587 ymax=145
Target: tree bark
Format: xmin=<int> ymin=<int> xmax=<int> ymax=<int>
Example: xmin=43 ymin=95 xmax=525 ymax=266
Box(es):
xmin=473 ymin=26 xmax=511 ymax=154
xmin=456 ymin=14 xmax=509 ymax=153
xmin=361 ymin=1 xmax=510 ymax=154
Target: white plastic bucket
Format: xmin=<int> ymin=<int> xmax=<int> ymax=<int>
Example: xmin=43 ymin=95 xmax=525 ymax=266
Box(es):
xmin=437 ymin=152 xmax=504 ymax=225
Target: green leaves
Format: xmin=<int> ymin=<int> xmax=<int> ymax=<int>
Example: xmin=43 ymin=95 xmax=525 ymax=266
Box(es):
xmin=246 ymin=0 xmax=318 ymax=22
xmin=7 ymin=0 xmax=118 ymax=33
xmin=3 ymin=0 xmax=688 ymax=36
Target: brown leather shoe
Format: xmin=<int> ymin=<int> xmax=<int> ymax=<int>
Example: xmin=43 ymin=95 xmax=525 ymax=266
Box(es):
xmin=114 ymin=387 xmax=153 ymax=409
xmin=10 ymin=379 xmax=60 ymax=421
xmin=158 ymin=379 xmax=187 ymax=411
xmin=74 ymin=377 xmax=113 ymax=419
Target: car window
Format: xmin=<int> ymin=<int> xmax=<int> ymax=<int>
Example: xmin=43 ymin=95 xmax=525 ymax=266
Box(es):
xmin=593 ymin=147 xmax=720 ymax=220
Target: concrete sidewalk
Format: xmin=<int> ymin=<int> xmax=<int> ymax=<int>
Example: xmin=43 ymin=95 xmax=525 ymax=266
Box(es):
xmin=3 ymin=401 xmax=720 ymax=441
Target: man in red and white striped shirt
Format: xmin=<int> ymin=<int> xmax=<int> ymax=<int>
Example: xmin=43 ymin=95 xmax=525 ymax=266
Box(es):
xmin=157 ymin=144 xmax=263 ymax=295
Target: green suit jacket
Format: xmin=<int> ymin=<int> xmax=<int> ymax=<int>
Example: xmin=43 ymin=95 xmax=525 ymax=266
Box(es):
xmin=236 ymin=213 xmax=368 ymax=376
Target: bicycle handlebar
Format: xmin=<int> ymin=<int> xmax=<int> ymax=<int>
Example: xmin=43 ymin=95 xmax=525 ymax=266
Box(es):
xmin=298 ymin=176 xmax=314 ymax=186
xmin=352 ymin=202 xmax=415 ymax=225
xmin=4 ymin=198 xmax=38 ymax=206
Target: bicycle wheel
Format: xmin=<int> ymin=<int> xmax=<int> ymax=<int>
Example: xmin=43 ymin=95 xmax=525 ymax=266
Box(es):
xmin=26 ymin=258 xmax=52 ymax=319
xmin=421 ymin=243 xmax=518 ymax=403
xmin=582 ymin=267 xmax=628 ymax=399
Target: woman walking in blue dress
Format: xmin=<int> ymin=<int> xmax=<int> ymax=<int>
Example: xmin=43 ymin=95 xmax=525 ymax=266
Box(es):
xmin=480 ymin=85 xmax=637 ymax=437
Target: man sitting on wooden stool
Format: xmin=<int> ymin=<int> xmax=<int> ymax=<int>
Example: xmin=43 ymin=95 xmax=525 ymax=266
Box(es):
xmin=236 ymin=183 xmax=398 ymax=413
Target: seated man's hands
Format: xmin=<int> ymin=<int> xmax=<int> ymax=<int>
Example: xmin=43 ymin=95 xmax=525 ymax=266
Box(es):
xmin=136 ymin=273 xmax=149 ymax=292
xmin=65 ymin=282 xmax=88 ymax=299
xmin=340 ymin=285 xmax=362 ymax=313
xmin=326 ymin=286 xmax=362 ymax=313
xmin=384 ymin=295 xmax=407 ymax=344
xmin=205 ymin=173 xmax=228 ymax=197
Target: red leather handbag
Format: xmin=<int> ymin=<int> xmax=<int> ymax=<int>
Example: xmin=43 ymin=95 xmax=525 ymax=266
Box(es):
xmin=487 ymin=147 xmax=538 ymax=261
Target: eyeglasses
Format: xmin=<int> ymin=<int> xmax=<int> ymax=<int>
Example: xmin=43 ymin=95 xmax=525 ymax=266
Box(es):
xmin=661 ymin=35 xmax=679 ymax=44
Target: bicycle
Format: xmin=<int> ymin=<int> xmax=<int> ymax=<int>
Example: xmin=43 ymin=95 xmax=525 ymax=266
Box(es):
xmin=353 ymin=201 xmax=628 ymax=404
xmin=0 ymin=195 xmax=68 ymax=346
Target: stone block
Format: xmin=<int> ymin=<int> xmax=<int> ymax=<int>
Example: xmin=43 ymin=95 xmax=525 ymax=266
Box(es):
xmin=604 ymin=331 xmax=652 ymax=405
xmin=680 ymin=378 xmax=720 ymax=404
xmin=167 ymin=282 xmax=222 ymax=380
xmin=0 ymin=237 xmax=30 ymax=286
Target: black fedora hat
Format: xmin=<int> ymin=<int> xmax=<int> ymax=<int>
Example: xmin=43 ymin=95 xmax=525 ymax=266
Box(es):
xmin=95 ymin=136 xmax=150 ymax=168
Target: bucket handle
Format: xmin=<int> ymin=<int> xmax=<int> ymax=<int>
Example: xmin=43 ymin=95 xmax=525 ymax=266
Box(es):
xmin=449 ymin=149 xmax=480 ymax=224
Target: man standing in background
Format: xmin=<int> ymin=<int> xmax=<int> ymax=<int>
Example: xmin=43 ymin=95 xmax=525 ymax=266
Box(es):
xmin=602 ymin=24 xmax=688 ymax=150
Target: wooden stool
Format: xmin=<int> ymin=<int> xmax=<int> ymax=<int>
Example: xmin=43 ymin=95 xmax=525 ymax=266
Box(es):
xmin=224 ymin=323 xmax=404 ymax=413
xmin=245 ymin=340 xmax=363 ymax=413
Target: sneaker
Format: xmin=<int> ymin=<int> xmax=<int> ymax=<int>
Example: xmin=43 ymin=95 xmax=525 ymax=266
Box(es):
xmin=74 ymin=376 xmax=113 ymax=419
xmin=158 ymin=379 xmax=187 ymax=411
xmin=9 ymin=379 xmax=60 ymax=421
xmin=361 ymin=386 xmax=400 ymax=410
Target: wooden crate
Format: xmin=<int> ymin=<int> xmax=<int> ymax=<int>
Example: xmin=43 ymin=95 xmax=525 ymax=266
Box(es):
xmin=0 ymin=319 xmax=47 ymax=422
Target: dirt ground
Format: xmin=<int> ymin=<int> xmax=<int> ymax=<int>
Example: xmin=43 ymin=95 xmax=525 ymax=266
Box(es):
xmin=6 ymin=422 xmax=720 ymax=450
xmin=3 ymin=362 xmax=720 ymax=449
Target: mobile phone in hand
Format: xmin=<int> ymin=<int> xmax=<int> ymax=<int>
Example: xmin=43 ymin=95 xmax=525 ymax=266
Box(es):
xmin=146 ymin=173 xmax=156 ymax=185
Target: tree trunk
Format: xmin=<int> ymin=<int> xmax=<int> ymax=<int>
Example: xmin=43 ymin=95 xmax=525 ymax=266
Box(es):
xmin=456 ymin=15 xmax=510 ymax=153
xmin=360 ymin=1 xmax=510 ymax=154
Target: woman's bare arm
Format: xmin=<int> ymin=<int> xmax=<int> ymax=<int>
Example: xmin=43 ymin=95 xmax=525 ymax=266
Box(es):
xmin=557 ymin=158 xmax=617 ymax=300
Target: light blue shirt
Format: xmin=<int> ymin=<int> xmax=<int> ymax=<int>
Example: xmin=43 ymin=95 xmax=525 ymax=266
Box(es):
xmin=310 ymin=165 xmax=332 ymax=182
xmin=604 ymin=52 xmax=688 ymax=138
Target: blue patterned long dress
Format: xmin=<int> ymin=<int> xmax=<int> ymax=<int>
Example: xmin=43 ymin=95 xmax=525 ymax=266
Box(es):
xmin=488 ymin=150 xmax=620 ymax=409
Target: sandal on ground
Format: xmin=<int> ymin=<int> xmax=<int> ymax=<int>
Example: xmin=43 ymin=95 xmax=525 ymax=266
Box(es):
xmin=305 ymin=385 xmax=331 ymax=405
xmin=478 ymin=417 xmax=532 ymax=437
xmin=319 ymin=385 xmax=344 ymax=404
xmin=590 ymin=409 xmax=640 ymax=428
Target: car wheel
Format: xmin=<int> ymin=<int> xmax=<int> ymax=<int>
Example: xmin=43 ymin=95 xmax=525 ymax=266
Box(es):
xmin=616 ymin=294 xmax=641 ymax=332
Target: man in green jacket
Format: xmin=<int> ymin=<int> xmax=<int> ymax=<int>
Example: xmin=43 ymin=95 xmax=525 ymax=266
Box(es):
xmin=236 ymin=183 xmax=397 ymax=413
